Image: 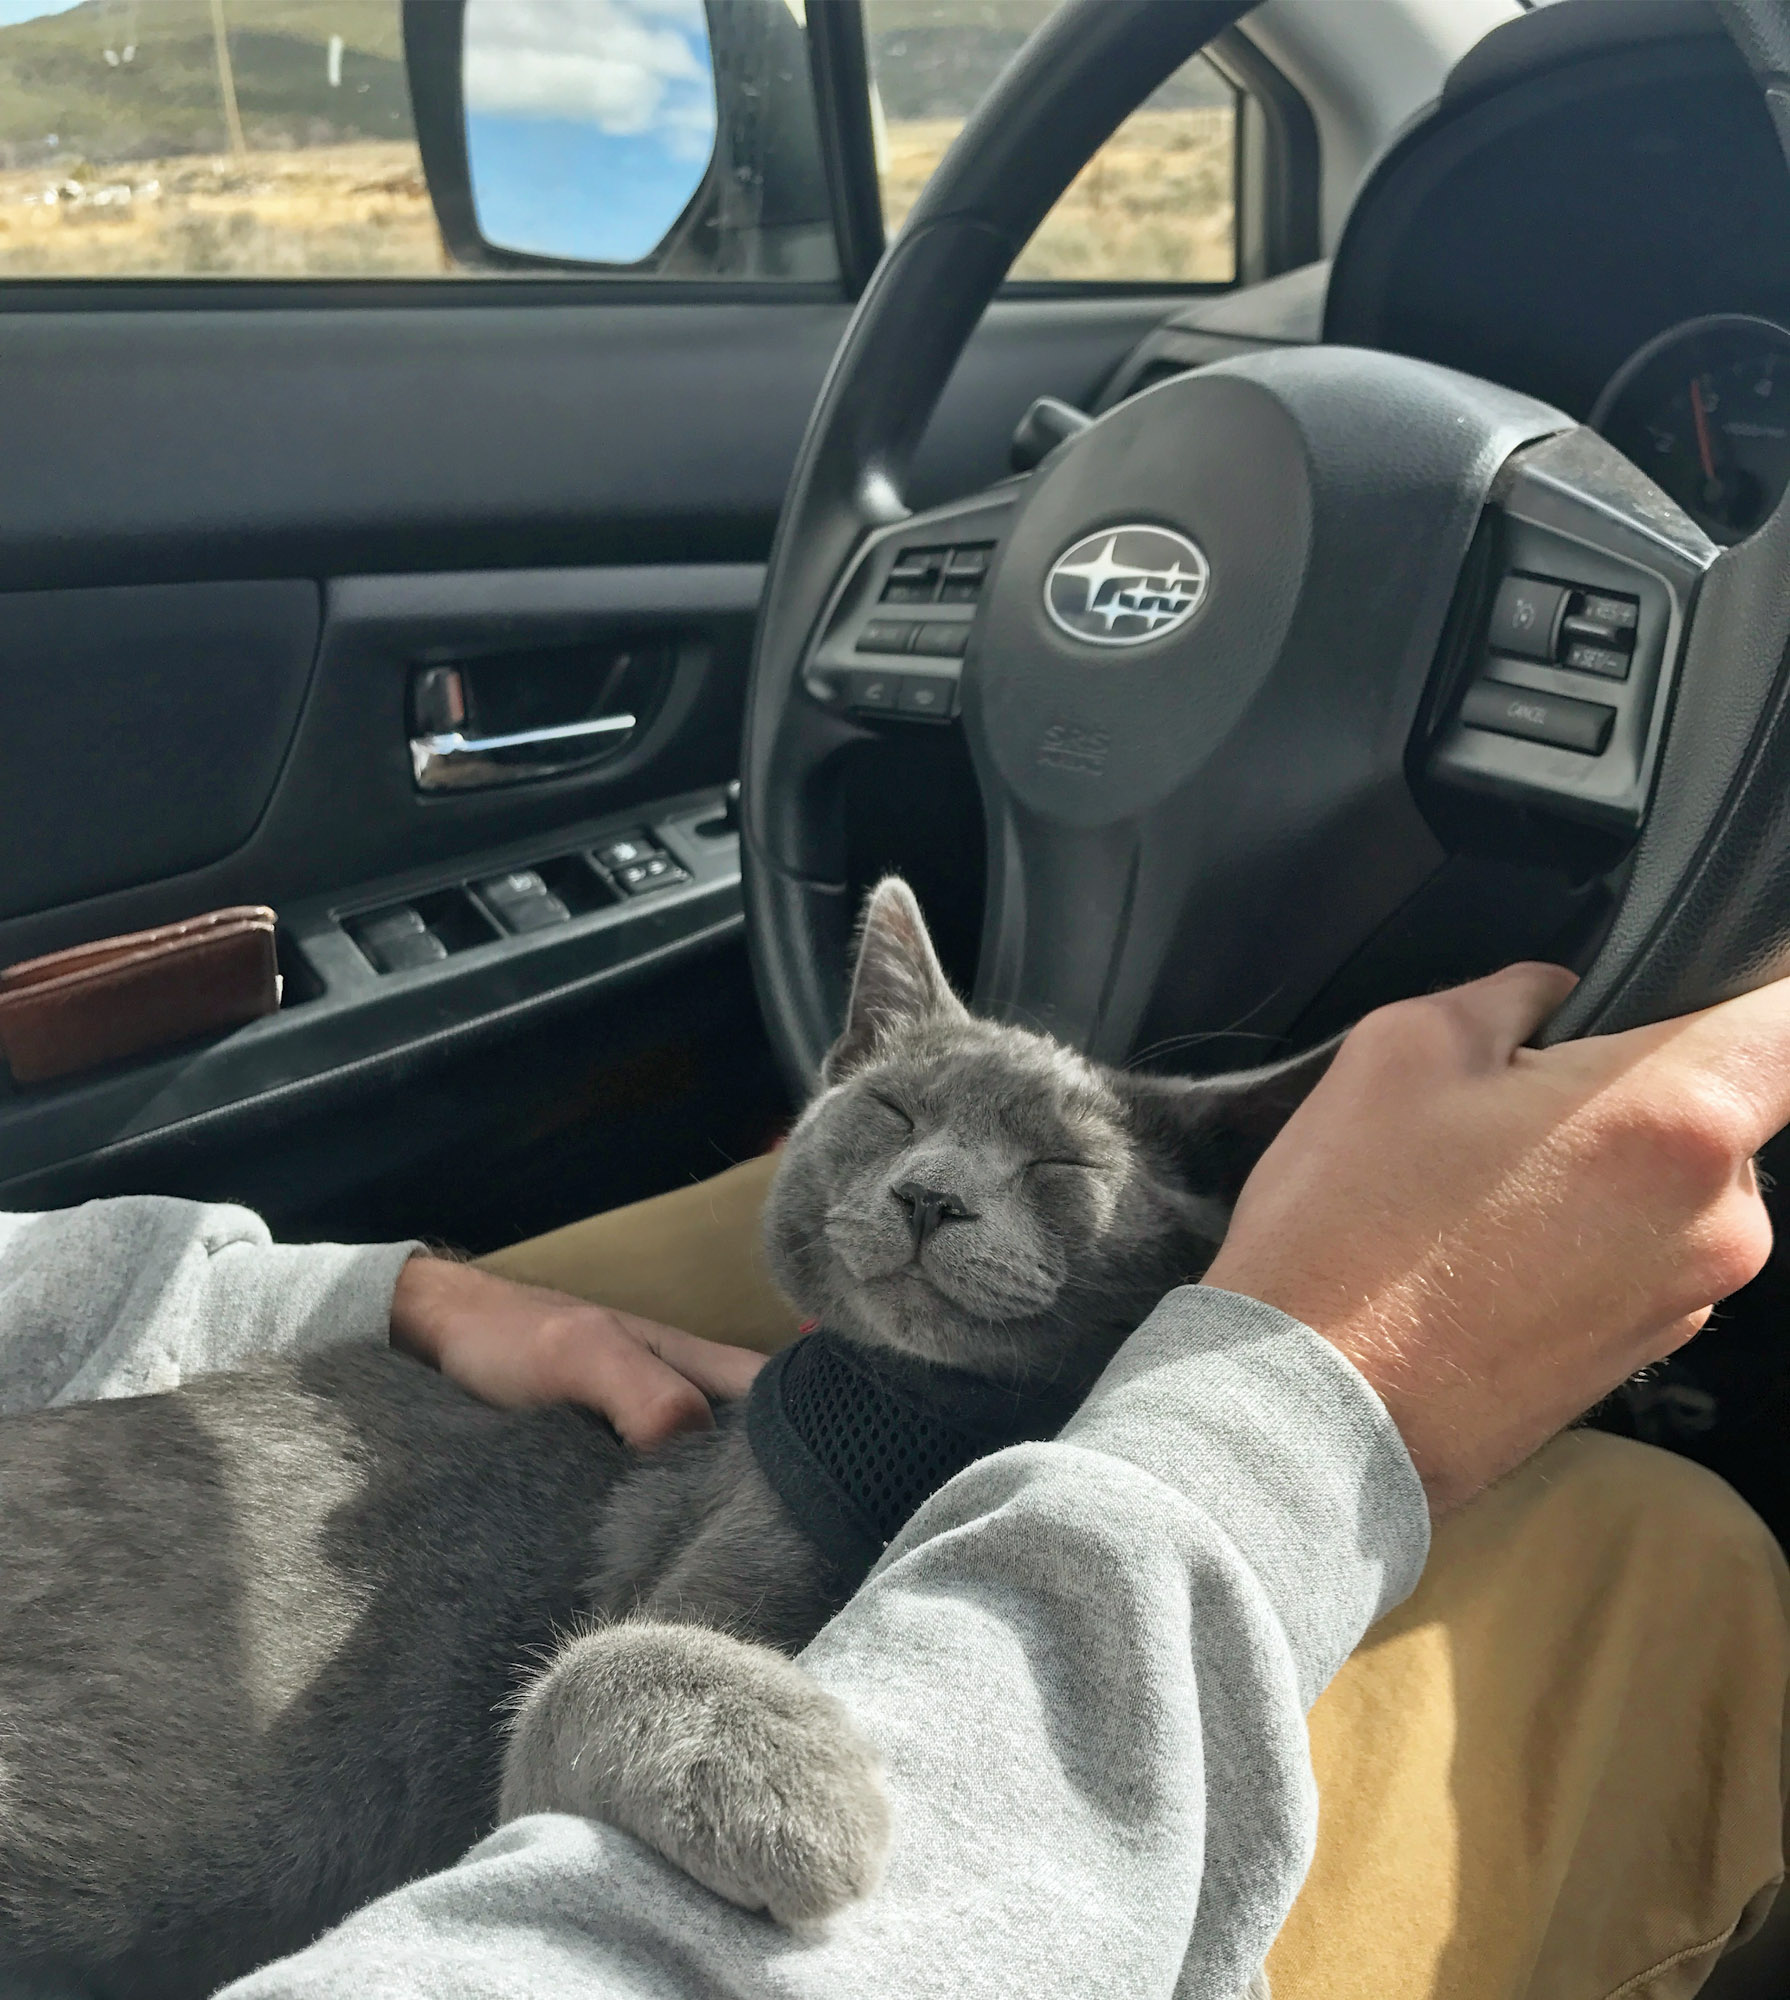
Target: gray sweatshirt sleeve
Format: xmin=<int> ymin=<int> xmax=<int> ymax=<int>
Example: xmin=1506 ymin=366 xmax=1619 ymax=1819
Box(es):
xmin=0 ymin=1198 xmax=420 ymax=1415
xmin=219 ymin=1285 xmax=1430 ymax=2000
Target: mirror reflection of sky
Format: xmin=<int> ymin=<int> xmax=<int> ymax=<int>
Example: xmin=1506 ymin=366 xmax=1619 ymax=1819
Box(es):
xmin=463 ymin=0 xmax=717 ymax=265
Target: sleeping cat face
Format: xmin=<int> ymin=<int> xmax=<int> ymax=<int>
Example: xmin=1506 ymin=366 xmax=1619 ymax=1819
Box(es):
xmin=761 ymin=877 xmax=1335 ymax=1388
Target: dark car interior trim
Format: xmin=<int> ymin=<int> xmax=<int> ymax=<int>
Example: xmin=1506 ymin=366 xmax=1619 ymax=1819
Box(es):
xmin=0 ymin=789 xmax=742 ymax=1207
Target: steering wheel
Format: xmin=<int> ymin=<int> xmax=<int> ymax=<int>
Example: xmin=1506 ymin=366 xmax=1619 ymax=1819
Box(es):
xmin=742 ymin=0 xmax=1790 ymax=1091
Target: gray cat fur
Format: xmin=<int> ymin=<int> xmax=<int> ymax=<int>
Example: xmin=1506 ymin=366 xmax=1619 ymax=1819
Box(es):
xmin=0 ymin=877 xmax=1335 ymax=1996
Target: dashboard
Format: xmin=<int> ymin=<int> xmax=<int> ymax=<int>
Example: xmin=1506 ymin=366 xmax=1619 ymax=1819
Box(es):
xmin=1121 ymin=0 xmax=1790 ymax=549
xmin=1325 ymin=0 xmax=1790 ymax=541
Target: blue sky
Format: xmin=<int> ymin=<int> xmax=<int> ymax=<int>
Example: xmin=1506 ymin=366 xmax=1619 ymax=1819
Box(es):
xmin=467 ymin=111 xmax=710 ymax=265
xmin=462 ymin=0 xmax=718 ymax=266
xmin=0 ymin=0 xmax=82 ymax=21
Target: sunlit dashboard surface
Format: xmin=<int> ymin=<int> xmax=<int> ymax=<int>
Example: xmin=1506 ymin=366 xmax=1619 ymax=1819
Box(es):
xmin=1591 ymin=315 xmax=1790 ymax=545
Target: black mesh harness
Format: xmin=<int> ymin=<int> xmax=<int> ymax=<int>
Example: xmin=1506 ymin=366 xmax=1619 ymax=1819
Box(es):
xmin=745 ymin=1329 xmax=1085 ymax=1593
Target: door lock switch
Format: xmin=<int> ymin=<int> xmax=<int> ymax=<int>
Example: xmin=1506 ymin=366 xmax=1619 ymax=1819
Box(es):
xmin=615 ymin=853 xmax=691 ymax=894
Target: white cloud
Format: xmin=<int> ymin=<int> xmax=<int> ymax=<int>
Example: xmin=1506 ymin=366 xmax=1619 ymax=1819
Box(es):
xmin=464 ymin=0 xmax=716 ymax=152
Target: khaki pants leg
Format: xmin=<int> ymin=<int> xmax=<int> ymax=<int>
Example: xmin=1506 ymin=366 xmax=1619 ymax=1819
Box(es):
xmin=1266 ymin=1433 xmax=1790 ymax=2000
xmin=478 ymin=1152 xmax=799 ymax=1353
xmin=484 ymin=1162 xmax=1790 ymax=2000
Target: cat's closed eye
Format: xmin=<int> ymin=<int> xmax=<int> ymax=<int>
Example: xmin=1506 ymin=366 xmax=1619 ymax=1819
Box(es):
xmin=866 ymin=1091 xmax=915 ymax=1132
xmin=1028 ymin=1156 xmax=1097 ymax=1175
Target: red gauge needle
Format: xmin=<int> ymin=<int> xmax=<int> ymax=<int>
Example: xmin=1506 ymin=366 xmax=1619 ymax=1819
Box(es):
xmin=1691 ymin=375 xmax=1719 ymax=483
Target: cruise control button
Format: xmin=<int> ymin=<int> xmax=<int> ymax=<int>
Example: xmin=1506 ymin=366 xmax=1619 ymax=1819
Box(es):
xmin=897 ymin=675 xmax=954 ymax=718
xmin=946 ymin=545 xmax=991 ymax=576
xmin=849 ymin=670 xmax=901 ymax=711
xmin=1460 ymin=678 xmax=1615 ymax=755
xmin=1561 ymin=640 xmax=1631 ymax=680
xmin=1488 ymin=575 xmax=1567 ymax=662
xmin=910 ymin=621 xmax=969 ymax=658
xmin=1572 ymin=590 xmax=1639 ymax=633
xmin=880 ymin=578 xmax=937 ymax=605
xmin=858 ymin=620 xmax=916 ymax=654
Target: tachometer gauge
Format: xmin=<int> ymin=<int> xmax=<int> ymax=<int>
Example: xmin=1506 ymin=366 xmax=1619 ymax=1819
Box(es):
xmin=1590 ymin=314 xmax=1790 ymax=545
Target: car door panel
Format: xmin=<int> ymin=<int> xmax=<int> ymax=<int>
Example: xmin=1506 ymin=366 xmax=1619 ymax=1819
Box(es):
xmin=0 ymin=294 xmax=1172 ymax=1206
xmin=0 ymin=578 xmax=319 ymax=921
xmin=0 ymin=297 xmax=1167 ymax=589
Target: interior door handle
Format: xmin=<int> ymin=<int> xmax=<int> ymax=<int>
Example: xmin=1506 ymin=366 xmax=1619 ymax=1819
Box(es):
xmin=410 ymin=713 xmax=637 ymax=791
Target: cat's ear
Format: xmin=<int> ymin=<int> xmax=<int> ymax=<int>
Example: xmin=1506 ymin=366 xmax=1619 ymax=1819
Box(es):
xmin=824 ymin=876 xmax=969 ymax=1084
xmin=1113 ymin=1033 xmax=1344 ymax=1201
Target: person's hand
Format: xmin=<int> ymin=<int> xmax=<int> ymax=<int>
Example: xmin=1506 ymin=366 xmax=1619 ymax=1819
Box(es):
xmin=388 ymin=1256 xmax=766 ymax=1448
xmin=1203 ymin=963 xmax=1790 ymax=1513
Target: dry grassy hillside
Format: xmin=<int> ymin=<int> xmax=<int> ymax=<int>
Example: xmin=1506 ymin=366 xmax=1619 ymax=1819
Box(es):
xmin=0 ymin=108 xmax=1232 ymax=282
xmin=880 ymin=107 xmax=1234 ymax=283
xmin=0 ymin=138 xmax=444 ymax=274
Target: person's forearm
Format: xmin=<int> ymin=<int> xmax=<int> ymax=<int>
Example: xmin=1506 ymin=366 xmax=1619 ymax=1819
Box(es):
xmin=219 ymin=1286 xmax=1426 ymax=2000
xmin=0 ymin=1197 xmax=418 ymax=1414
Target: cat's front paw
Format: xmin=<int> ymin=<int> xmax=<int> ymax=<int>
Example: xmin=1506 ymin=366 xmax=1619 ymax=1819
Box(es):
xmin=501 ymin=1620 xmax=890 ymax=1926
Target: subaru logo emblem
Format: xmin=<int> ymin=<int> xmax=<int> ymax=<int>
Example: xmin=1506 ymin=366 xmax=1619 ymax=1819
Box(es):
xmin=1044 ymin=525 xmax=1211 ymax=646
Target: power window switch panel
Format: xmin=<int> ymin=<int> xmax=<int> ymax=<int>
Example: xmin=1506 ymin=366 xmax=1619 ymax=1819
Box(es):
xmin=477 ymin=870 xmax=571 ymax=934
xmin=1459 ymin=679 xmax=1615 ymax=756
xmin=594 ymin=834 xmax=658 ymax=871
xmin=355 ymin=907 xmax=448 ymax=973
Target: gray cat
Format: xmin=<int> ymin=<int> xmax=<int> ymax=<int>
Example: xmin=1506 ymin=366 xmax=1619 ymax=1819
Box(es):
xmin=0 ymin=878 xmax=1333 ymax=1999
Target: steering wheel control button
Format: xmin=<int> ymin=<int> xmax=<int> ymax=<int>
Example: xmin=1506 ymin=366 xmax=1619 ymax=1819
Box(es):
xmin=1460 ymin=679 xmax=1616 ymax=756
xmin=910 ymin=622 xmax=970 ymax=658
xmin=938 ymin=545 xmax=994 ymax=602
xmin=858 ymin=620 xmax=917 ymax=654
xmin=1488 ymin=574 xmax=1567 ymax=662
xmin=1043 ymin=524 xmax=1211 ymax=646
xmin=476 ymin=870 xmax=571 ymax=934
xmin=1566 ymin=589 xmax=1639 ymax=639
xmin=897 ymin=675 xmax=955 ymax=718
xmin=1560 ymin=639 xmax=1632 ymax=681
xmin=848 ymin=670 xmax=901 ymax=712
xmin=882 ymin=548 xmax=950 ymax=604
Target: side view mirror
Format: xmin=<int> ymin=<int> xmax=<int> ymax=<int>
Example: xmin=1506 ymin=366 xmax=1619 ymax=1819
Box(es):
xmin=401 ymin=0 xmax=837 ymax=276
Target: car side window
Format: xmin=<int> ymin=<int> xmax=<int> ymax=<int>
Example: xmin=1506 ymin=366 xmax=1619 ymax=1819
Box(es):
xmin=863 ymin=0 xmax=1240 ymax=287
xmin=0 ymin=0 xmax=837 ymax=283
xmin=0 ymin=0 xmax=440 ymax=277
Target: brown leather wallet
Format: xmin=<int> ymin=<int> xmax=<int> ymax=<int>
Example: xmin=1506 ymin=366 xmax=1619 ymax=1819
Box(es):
xmin=0 ymin=905 xmax=281 ymax=1086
